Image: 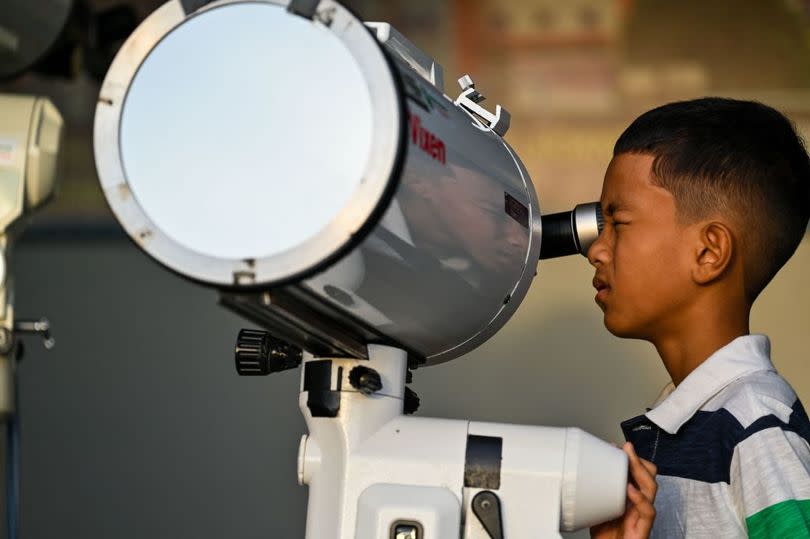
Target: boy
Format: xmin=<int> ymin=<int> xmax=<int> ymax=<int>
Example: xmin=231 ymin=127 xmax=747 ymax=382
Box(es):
xmin=588 ymin=98 xmax=810 ymax=538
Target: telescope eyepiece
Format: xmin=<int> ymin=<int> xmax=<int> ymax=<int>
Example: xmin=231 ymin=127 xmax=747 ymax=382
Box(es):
xmin=539 ymin=202 xmax=604 ymax=260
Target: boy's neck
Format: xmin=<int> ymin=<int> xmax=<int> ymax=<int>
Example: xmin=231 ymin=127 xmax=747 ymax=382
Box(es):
xmin=652 ymin=304 xmax=751 ymax=386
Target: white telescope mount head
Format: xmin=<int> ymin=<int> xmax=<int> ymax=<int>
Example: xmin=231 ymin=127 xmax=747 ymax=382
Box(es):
xmin=234 ymin=332 xmax=626 ymax=539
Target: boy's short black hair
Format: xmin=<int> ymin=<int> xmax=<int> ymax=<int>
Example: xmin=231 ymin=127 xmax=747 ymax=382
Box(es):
xmin=614 ymin=97 xmax=810 ymax=301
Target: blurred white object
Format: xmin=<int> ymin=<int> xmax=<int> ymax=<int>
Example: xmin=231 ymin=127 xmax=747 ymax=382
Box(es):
xmin=0 ymin=93 xmax=62 ymax=539
xmin=0 ymin=94 xmax=62 ymax=416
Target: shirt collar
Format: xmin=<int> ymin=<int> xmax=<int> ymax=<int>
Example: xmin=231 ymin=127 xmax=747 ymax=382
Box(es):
xmin=645 ymin=334 xmax=775 ymax=434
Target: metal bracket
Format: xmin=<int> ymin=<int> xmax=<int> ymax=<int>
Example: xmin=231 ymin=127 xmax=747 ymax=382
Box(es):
xmin=454 ymin=75 xmax=511 ymax=137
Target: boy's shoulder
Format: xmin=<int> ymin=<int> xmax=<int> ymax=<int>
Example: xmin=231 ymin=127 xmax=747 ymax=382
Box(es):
xmin=632 ymin=368 xmax=808 ymax=472
xmin=627 ymin=340 xmax=810 ymax=537
xmin=703 ymin=369 xmax=805 ymax=432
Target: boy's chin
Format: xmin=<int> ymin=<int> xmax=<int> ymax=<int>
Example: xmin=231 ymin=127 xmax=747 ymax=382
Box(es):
xmin=603 ymin=313 xmax=647 ymax=339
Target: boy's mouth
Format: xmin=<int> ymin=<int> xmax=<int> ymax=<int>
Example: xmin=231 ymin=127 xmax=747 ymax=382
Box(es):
xmin=593 ymin=276 xmax=610 ymax=305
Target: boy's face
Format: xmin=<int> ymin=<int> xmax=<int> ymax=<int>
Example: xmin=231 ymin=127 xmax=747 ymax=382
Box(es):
xmin=588 ymin=153 xmax=695 ymax=339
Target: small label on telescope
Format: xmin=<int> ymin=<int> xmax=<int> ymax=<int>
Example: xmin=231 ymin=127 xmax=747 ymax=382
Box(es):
xmin=504 ymin=193 xmax=529 ymax=229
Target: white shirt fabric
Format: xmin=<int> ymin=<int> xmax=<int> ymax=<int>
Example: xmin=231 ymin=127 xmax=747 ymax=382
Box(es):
xmin=620 ymin=335 xmax=810 ymax=538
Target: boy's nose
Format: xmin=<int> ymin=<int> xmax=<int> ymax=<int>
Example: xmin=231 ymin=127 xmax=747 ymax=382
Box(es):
xmin=587 ymin=232 xmax=608 ymax=267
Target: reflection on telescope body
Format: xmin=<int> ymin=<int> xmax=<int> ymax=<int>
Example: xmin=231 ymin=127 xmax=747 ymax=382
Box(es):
xmin=307 ymin=165 xmax=530 ymax=353
xmin=302 ymin=67 xmax=533 ymax=359
xmin=401 ymin=161 xmax=529 ymax=283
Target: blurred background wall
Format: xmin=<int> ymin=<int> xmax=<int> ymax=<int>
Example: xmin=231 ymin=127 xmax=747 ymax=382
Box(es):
xmin=1 ymin=0 xmax=809 ymax=537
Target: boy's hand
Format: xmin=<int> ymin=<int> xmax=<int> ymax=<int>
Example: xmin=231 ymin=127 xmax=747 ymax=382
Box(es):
xmin=590 ymin=442 xmax=658 ymax=539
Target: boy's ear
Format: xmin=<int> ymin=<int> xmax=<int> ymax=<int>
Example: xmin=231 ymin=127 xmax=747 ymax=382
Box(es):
xmin=692 ymin=221 xmax=734 ymax=284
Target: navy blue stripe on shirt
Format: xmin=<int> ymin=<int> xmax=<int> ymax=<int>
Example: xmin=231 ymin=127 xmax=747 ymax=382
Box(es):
xmin=742 ymin=397 xmax=810 ymax=446
xmin=621 ymin=398 xmax=809 ymax=484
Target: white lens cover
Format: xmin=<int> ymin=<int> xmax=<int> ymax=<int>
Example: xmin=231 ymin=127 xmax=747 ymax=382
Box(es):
xmin=95 ymin=0 xmax=401 ymax=285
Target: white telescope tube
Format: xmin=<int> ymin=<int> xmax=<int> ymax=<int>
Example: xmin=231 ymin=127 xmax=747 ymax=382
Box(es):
xmin=91 ymin=3 xmax=631 ymax=538
xmin=93 ymin=0 xmax=541 ymax=365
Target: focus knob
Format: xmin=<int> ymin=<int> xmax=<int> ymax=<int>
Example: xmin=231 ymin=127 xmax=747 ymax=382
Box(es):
xmin=348 ymin=366 xmax=383 ymax=395
xmin=234 ymin=329 xmax=302 ymax=376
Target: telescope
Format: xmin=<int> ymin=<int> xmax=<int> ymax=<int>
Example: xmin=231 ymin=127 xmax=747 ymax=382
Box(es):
xmin=93 ymin=1 xmax=620 ymax=537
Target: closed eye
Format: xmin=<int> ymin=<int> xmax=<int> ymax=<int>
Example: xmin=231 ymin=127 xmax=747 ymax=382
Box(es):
xmin=611 ymin=220 xmax=629 ymax=232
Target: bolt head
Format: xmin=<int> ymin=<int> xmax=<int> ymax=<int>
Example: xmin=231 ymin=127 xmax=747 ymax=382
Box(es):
xmin=458 ymin=74 xmax=475 ymax=90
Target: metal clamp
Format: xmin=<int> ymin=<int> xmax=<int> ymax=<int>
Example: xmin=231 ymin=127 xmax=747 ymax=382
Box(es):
xmin=454 ymin=75 xmax=511 ymax=136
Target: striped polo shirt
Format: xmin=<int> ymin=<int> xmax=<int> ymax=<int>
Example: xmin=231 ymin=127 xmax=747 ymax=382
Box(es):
xmin=622 ymin=335 xmax=810 ymax=538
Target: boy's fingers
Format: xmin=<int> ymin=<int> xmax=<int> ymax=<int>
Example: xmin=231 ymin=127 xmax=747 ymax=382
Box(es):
xmin=626 ymin=483 xmax=645 ymax=504
xmin=635 ymin=468 xmax=657 ymax=500
xmin=623 ymin=443 xmax=658 ymax=499
xmin=623 ymin=441 xmax=640 ymax=463
xmin=627 ymin=483 xmax=656 ymax=520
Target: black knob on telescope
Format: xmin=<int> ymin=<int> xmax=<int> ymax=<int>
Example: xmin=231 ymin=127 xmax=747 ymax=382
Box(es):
xmin=348 ymin=366 xmax=383 ymax=395
xmin=404 ymin=387 xmax=420 ymax=415
xmin=234 ymin=329 xmax=302 ymax=376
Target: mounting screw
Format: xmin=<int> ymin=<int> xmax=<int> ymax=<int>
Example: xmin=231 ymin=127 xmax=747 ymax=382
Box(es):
xmin=458 ymin=74 xmax=475 ymax=91
xmin=348 ymin=366 xmax=383 ymax=395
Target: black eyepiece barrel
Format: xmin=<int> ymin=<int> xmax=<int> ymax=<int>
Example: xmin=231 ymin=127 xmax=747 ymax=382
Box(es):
xmin=539 ymin=202 xmax=603 ymax=260
xmin=539 ymin=211 xmax=579 ymax=259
